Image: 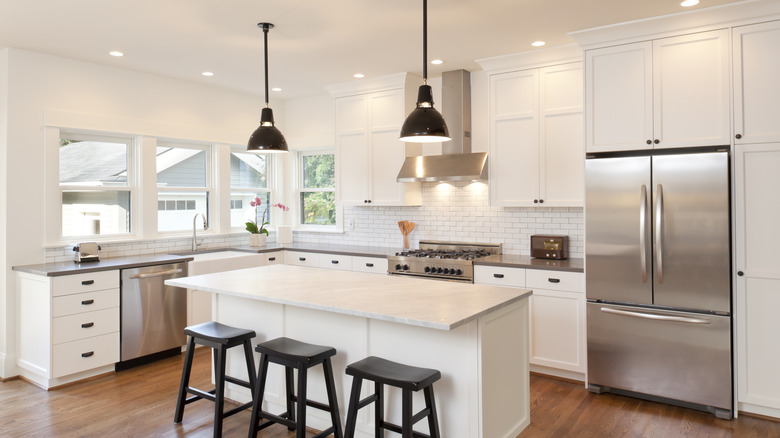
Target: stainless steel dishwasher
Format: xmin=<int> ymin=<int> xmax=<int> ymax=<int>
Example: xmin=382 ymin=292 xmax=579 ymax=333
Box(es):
xmin=118 ymin=262 xmax=188 ymax=369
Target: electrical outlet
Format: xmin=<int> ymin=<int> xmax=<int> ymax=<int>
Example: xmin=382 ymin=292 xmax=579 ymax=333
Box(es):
xmin=347 ymin=219 xmax=355 ymax=230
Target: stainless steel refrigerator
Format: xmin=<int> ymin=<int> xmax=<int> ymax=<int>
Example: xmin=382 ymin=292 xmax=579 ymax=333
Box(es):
xmin=585 ymin=146 xmax=732 ymax=419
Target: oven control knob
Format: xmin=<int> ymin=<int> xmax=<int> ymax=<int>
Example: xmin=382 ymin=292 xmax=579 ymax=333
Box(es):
xmin=436 ymin=267 xmax=443 ymax=274
xmin=455 ymin=269 xmax=463 ymax=276
xmin=443 ymin=268 xmax=450 ymax=274
xmin=403 ymin=264 xmax=409 ymax=271
xmin=424 ymin=266 xmax=431 ymax=273
xmin=395 ymin=264 xmax=402 ymax=271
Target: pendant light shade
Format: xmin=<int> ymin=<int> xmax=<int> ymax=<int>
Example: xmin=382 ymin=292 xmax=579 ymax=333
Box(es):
xmin=399 ymin=0 xmax=451 ymax=143
xmin=247 ymin=22 xmax=288 ymax=153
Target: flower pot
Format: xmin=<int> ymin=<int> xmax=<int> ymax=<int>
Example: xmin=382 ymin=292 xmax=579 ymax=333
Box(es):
xmin=249 ymin=234 xmax=267 ymax=247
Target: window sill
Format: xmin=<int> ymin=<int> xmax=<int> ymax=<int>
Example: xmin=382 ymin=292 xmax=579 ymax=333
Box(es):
xmin=293 ymin=226 xmax=343 ymax=234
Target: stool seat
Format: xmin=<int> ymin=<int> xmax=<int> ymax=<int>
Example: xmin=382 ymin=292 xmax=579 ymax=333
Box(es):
xmin=346 ymin=356 xmax=441 ymax=392
xmin=255 ymin=337 xmax=336 ymax=365
xmin=184 ymin=321 xmax=255 ymax=346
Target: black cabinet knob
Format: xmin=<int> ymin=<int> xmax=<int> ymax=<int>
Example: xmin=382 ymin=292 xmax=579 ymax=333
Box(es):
xmin=539 ymin=199 xmax=544 ymax=204
xmin=646 ymin=139 xmax=652 ymax=145
xmin=736 ymin=134 xmax=742 ymax=139
xmin=737 ymin=271 xmax=744 ymax=276
xmin=654 ymin=139 xmax=660 ymax=144
xmin=533 ymin=199 xmax=539 ymax=204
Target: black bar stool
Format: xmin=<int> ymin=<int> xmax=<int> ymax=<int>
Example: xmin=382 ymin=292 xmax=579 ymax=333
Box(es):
xmin=344 ymin=356 xmax=441 ymax=438
xmin=173 ymin=321 xmax=257 ymax=438
xmin=248 ymin=337 xmax=343 ymax=438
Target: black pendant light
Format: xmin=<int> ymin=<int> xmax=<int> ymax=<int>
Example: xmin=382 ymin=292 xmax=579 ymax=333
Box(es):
xmin=399 ymin=0 xmax=451 ymax=143
xmin=247 ymin=22 xmax=289 ymax=153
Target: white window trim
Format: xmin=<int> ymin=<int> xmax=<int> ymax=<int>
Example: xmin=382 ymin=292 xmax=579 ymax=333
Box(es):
xmin=295 ymin=149 xmax=342 ymax=232
xmin=50 ymin=129 xmax=139 ymax=244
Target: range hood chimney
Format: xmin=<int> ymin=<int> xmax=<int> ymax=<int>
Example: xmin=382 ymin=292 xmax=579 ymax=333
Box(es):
xmin=397 ymin=69 xmax=488 ymax=182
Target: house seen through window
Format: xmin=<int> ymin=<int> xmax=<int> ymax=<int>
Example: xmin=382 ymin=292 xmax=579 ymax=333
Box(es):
xmin=157 ymin=144 xmax=210 ymax=232
xmin=230 ymin=150 xmax=271 ymax=230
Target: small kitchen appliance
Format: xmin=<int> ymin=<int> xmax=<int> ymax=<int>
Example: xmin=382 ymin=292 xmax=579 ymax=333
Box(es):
xmin=73 ymin=242 xmax=101 ymax=263
xmin=530 ymin=235 xmax=568 ymax=260
xmin=387 ymin=241 xmax=500 ymax=282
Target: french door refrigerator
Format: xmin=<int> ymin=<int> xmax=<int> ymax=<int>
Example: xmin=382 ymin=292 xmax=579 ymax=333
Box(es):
xmin=585 ymin=146 xmax=732 ymax=419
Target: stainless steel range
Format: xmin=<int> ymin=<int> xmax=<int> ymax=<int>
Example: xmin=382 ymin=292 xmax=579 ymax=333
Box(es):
xmin=387 ymin=241 xmax=501 ymax=282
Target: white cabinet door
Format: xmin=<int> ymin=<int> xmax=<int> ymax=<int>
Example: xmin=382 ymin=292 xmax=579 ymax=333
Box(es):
xmin=490 ymin=70 xmax=539 ymax=207
xmin=335 ymin=95 xmax=369 ymax=205
xmin=318 ymin=254 xmax=352 ymax=271
xmin=734 ymin=21 xmax=780 ymax=145
xmin=585 ymin=42 xmax=653 ymax=152
xmin=284 ymin=250 xmax=321 ymax=267
xmin=539 ymin=63 xmax=584 ymax=207
xmin=735 ymin=143 xmax=780 ymax=416
xmin=351 ymin=256 xmax=387 ymax=274
xmin=652 ymin=30 xmax=730 ymax=148
xmin=528 ymin=289 xmax=585 ymax=373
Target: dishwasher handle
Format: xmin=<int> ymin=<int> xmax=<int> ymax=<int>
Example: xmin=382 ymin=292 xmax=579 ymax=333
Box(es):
xmin=128 ymin=268 xmax=183 ymax=279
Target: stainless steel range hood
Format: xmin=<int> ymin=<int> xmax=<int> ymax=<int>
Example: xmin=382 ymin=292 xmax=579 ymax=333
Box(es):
xmin=397 ymin=69 xmax=488 ymax=182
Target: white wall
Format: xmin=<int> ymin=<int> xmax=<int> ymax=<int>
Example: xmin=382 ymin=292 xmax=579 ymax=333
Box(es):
xmin=0 ymin=48 xmax=278 ymax=378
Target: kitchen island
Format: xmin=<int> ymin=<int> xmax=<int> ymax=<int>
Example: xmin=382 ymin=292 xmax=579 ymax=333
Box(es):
xmin=166 ymin=264 xmax=532 ymax=438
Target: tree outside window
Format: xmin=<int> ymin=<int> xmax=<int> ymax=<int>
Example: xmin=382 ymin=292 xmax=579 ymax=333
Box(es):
xmin=299 ymin=152 xmax=335 ymax=226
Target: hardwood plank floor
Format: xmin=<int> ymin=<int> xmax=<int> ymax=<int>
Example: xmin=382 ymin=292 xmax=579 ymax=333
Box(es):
xmin=2 ymin=350 xmax=779 ymax=437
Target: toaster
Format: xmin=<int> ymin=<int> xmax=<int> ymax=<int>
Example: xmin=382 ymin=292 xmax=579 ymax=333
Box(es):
xmin=73 ymin=242 xmax=101 ymax=263
xmin=530 ymin=235 xmax=568 ymax=260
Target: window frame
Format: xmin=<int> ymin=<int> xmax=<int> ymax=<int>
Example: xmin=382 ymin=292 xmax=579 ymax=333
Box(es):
xmin=229 ymin=146 xmax=274 ymax=232
xmin=57 ymin=131 xmax=137 ymax=241
xmin=296 ymin=149 xmax=340 ymax=232
xmin=155 ymin=140 xmax=214 ymax=235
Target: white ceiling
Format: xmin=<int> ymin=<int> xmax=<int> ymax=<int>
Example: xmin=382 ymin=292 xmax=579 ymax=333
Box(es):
xmin=0 ymin=0 xmax=745 ymax=100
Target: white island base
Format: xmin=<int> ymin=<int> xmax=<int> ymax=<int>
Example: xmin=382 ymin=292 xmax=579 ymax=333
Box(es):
xmin=167 ymin=265 xmax=531 ymax=438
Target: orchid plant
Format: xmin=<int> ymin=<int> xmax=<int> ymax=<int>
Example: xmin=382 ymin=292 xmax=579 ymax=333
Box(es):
xmin=245 ymin=197 xmax=289 ymax=235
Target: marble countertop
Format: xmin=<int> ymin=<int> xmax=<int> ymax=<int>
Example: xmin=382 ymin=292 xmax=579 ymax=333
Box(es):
xmin=475 ymin=254 xmax=584 ymax=273
xmin=166 ymin=264 xmax=532 ymax=331
xmin=12 ymin=254 xmax=195 ymax=277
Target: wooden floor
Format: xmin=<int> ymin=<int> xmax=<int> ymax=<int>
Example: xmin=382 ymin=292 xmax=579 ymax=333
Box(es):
xmin=2 ymin=349 xmax=779 ymax=437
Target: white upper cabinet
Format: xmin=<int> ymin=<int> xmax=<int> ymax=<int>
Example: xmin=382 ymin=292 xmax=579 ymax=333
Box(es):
xmin=489 ymin=61 xmax=583 ymax=207
xmin=585 ymin=29 xmax=730 ymax=152
xmin=330 ymin=74 xmax=422 ymax=206
xmin=733 ymin=20 xmax=780 ymax=144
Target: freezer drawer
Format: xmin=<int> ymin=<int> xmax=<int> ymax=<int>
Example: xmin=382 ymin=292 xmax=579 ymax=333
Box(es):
xmin=587 ymin=302 xmax=732 ymax=414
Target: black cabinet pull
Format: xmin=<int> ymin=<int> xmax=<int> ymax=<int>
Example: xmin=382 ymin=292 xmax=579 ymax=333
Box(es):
xmin=81 ymin=280 xmax=94 ymax=285
xmin=81 ymin=322 xmax=94 ymax=328
xmin=81 ymin=299 xmax=94 ymax=305
xmin=299 ymin=257 xmax=306 ymax=261
xmin=81 ymin=351 xmax=94 ymax=358
xmin=366 ymin=263 xmax=374 ymax=267
xmin=268 ymin=257 xmax=276 ymax=261
xmin=493 ymin=273 xmax=504 ymax=279
xmin=331 ymin=260 xmax=339 ymax=264
xmin=548 ymin=278 xmax=561 ymax=284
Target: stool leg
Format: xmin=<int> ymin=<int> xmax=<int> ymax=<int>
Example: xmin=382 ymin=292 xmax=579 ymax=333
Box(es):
xmin=375 ymin=382 xmax=384 ymax=437
xmin=424 ymin=386 xmax=441 ymax=438
xmin=401 ymin=389 xmax=413 ymax=438
xmin=322 ymin=358 xmax=343 ymax=438
xmin=213 ymin=344 xmax=227 ymax=438
xmin=285 ymin=366 xmax=296 ymax=429
xmin=344 ymin=376 xmax=363 ymax=438
xmin=295 ymin=365 xmax=308 ymax=438
xmin=248 ymin=354 xmax=269 ymax=438
xmin=174 ymin=336 xmax=195 ymax=423
xmin=243 ymin=340 xmax=257 ymax=399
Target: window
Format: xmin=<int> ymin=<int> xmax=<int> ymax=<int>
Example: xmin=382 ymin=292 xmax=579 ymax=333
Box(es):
xmin=59 ymin=134 xmax=133 ymax=238
xmin=298 ymin=151 xmax=336 ymax=227
xmin=230 ymin=149 xmax=272 ymax=230
xmin=156 ymin=143 xmax=210 ymax=232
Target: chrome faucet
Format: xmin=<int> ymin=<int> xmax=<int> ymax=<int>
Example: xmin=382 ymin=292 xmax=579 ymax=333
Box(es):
xmin=192 ymin=213 xmax=208 ymax=251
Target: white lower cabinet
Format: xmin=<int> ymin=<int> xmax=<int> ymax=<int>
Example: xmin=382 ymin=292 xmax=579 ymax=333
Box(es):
xmin=284 ymin=251 xmax=321 ymax=267
xmin=351 ymin=256 xmax=387 ymax=274
xmin=318 ymin=254 xmax=352 ymax=271
xmin=17 ymin=270 xmax=120 ymax=388
xmin=474 ymin=265 xmax=586 ymax=380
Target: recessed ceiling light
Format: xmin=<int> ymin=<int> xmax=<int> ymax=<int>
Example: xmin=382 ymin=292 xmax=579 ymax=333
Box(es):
xmin=201 ymin=72 xmax=214 ymax=77
xmin=431 ymin=59 xmax=443 ymax=65
xmin=680 ymin=0 xmax=699 ymax=6
xmin=271 ymin=87 xmax=282 ymax=92
xmin=109 ymin=51 xmax=124 ymax=57
xmin=353 ymin=73 xmax=365 ymax=78
xmin=531 ymin=41 xmax=546 ymax=47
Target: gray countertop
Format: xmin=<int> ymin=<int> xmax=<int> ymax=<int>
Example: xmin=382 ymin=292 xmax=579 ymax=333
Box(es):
xmin=13 ymin=242 xmax=582 ymax=276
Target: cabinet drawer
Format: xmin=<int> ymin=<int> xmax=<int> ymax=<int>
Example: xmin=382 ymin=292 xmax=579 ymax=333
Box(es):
xmin=52 ymin=332 xmax=119 ymax=378
xmin=474 ymin=265 xmax=526 ymax=287
xmin=526 ymin=270 xmax=584 ymax=293
xmin=263 ymin=252 xmax=283 ymax=265
xmin=52 ymin=308 xmax=119 ymax=344
xmin=284 ymin=251 xmax=321 ymax=267
xmin=53 ymin=288 xmax=119 ymax=318
xmin=51 ymin=270 xmax=119 ymax=297
xmin=352 ymin=256 xmax=387 ymax=274
xmin=319 ymin=254 xmax=353 ymax=271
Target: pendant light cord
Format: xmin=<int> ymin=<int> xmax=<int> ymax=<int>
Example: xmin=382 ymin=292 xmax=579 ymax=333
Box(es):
xmin=422 ymin=0 xmax=428 ymax=84
xmin=263 ymin=24 xmax=270 ymax=108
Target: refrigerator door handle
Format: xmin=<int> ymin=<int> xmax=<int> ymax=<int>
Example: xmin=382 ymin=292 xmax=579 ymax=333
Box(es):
xmin=655 ymin=184 xmax=664 ymax=284
xmin=600 ymin=307 xmax=711 ymax=324
xmin=639 ymin=184 xmax=648 ymax=283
